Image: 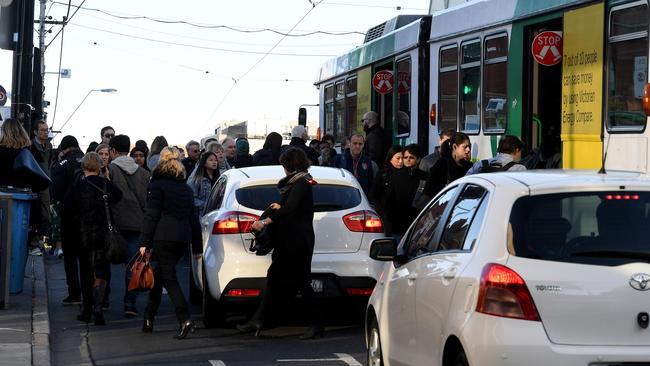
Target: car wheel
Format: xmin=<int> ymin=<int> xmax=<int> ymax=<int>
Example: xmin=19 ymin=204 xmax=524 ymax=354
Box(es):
xmin=367 ymin=318 xmax=383 ymax=366
xmin=189 ymin=258 xmax=202 ymax=305
xmin=454 ymin=350 xmax=469 ymax=366
xmin=202 ymin=263 xmax=225 ymax=328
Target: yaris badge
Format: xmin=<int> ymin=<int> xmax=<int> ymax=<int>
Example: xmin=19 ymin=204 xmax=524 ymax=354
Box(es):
xmin=630 ymin=273 xmax=650 ymax=291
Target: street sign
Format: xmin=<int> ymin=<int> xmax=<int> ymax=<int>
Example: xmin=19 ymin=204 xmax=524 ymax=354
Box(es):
xmin=532 ymin=31 xmax=563 ymax=66
xmin=397 ymin=71 xmax=410 ymax=94
xmin=373 ymin=70 xmax=393 ymax=95
xmin=0 ymin=85 xmax=6 ymax=106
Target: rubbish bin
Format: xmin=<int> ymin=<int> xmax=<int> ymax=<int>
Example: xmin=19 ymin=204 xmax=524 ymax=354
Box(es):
xmin=0 ymin=188 xmax=37 ymax=295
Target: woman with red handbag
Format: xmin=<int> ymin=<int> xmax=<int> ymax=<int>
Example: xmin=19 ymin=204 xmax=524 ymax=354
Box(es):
xmin=138 ymin=147 xmax=202 ymax=339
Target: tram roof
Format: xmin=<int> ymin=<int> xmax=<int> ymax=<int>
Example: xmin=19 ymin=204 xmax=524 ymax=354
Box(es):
xmin=429 ymin=0 xmax=597 ymax=42
xmin=316 ymin=16 xmax=431 ymax=84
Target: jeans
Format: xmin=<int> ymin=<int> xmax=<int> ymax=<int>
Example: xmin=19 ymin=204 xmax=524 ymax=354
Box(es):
xmin=122 ymin=231 xmax=141 ymax=309
xmin=145 ymin=241 xmax=190 ymax=323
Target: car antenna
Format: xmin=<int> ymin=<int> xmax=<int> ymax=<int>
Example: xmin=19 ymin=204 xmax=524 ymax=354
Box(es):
xmin=598 ymin=131 xmax=612 ymax=174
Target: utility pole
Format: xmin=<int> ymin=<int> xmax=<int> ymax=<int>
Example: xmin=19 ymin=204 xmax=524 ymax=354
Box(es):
xmin=38 ymin=0 xmax=45 ymax=79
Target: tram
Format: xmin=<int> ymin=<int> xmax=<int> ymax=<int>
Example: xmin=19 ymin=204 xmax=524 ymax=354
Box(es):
xmin=314 ymin=0 xmax=650 ymax=171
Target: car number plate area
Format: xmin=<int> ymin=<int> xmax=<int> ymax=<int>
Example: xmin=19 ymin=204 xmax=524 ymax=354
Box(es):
xmin=311 ymin=279 xmax=323 ymax=293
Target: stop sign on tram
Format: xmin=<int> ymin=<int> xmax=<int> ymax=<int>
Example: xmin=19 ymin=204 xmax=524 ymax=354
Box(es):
xmin=532 ymin=31 xmax=563 ymax=66
xmin=373 ymin=70 xmax=394 ymax=95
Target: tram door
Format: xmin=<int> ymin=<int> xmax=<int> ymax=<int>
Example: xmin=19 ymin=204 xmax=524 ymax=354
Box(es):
xmin=522 ymin=18 xmax=563 ymax=162
xmin=373 ymin=62 xmax=395 ymax=140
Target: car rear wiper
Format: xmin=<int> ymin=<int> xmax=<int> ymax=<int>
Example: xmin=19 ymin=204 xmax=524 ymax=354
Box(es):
xmin=570 ymin=250 xmax=650 ymax=262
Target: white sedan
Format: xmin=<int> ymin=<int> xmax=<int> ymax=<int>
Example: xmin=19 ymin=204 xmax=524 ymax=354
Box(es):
xmin=192 ymin=166 xmax=385 ymax=327
xmin=366 ymin=170 xmax=650 ymax=366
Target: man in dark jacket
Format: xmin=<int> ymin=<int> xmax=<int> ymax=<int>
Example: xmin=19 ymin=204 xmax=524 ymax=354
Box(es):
xmin=108 ymin=134 xmax=151 ymax=317
xmin=182 ymin=140 xmax=200 ymax=176
xmin=30 ymin=120 xmax=53 ymax=239
xmin=363 ymin=111 xmax=389 ymax=170
xmin=418 ymin=128 xmax=454 ymax=174
xmin=283 ymin=125 xmax=319 ymax=166
xmin=333 ymin=133 xmax=374 ymax=195
xmin=51 ymin=135 xmax=84 ymax=305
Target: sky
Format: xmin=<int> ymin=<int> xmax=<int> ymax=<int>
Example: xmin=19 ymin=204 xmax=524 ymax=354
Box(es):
xmin=1 ymin=0 xmax=431 ymax=149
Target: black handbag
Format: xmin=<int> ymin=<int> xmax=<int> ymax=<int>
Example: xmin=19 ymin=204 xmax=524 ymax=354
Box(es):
xmin=13 ymin=148 xmax=51 ymax=191
xmin=411 ymin=179 xmax=431 ymax=210
xmin=88 ymin=179 xmax=127 ymax=264
xmin=249 ymin=207 xmax=275 ymax=256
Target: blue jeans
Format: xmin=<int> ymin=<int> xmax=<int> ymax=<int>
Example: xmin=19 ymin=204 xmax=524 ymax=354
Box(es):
xmin=122 ymin=231 xmax=141 ymax=309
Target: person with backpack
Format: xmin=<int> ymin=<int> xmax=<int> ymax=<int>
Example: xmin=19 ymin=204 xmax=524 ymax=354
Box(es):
xmin=465 ymin=135 xmax=526 ymax=175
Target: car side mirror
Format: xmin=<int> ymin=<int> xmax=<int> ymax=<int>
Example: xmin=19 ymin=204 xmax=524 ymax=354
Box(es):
xmin=369 ymin=238 xmax=397 ymax=261
xmin=298 ymin=107 xmax=307 ymax=126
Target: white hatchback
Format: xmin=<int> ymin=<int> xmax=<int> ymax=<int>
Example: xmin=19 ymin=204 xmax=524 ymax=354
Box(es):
xmin=366 ymin=170 xmax=650 ymax=366
xmin=192 ymin=166 xmax=385 ymax=327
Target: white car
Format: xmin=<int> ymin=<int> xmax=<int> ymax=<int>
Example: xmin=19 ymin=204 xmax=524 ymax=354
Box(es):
xmin=366 ymin=170 xmax=650 ymax=366
xmin=192 ymin=166 xmax=385 ymax=327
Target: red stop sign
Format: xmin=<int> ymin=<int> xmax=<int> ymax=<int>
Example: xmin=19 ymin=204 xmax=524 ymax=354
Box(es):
xmin=532 ymin=31 xmax=563 ymax=66
xmin=373 ymin=70 xmax=394 ymax=95
xmin=397 ymin=71 xmax=411 ymax=94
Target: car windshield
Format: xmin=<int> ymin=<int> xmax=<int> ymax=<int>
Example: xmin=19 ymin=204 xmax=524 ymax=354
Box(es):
xmin=236 ymin=184 xmax=362 ymax=212
xmin=509 ymin=191 xmax=650 ymax=266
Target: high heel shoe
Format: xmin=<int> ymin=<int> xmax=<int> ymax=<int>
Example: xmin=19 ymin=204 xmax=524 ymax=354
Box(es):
xmin=142 ymin=318 xmax=153 ymax=333
xmin=236 ymin=321 xmax=263 ymax=337
xmin=299 ymin=326 xmax=325 ymax=340
xmin=174 ymin=320 xmax=195 ymax=339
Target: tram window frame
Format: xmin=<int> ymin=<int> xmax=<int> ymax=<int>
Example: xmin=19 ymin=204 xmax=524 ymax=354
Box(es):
xmin=482 ymin=32 xmax=508 ymax=135
xmin=345 ymin=76 xmax=358 ymax=137
xmin=606 ymin=1 xmax=649 ymax=133
xmin=396 ymin=56 xmax=412 ymax=138
xmin=335 ymin=80 xmax=346 ymax=140
xmin=438 ymin=44 xmax=459 ymax=133
xmin=460 ymin=39 xmax=482 ymax=135
xmin=324 ymin=84 xmax=335 ymax=137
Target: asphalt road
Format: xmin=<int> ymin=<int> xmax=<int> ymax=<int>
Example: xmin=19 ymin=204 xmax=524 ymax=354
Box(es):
xmin=46 ymin=255 xmax=368 ymax=366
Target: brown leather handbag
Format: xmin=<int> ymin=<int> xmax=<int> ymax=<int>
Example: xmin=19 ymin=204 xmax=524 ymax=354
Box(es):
xmin=128 ymin=251 xmax=154 ymax=292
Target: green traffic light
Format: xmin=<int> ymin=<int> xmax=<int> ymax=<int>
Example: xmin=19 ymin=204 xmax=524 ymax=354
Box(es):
xmin=463 ymin=85 xmax=473 ymax=95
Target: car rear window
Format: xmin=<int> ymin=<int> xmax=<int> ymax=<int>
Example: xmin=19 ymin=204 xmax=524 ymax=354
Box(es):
xmin=509 ymin=191 xmax=650 ymax=266
xmin=236 ymin=184 xmax=362 ymax=212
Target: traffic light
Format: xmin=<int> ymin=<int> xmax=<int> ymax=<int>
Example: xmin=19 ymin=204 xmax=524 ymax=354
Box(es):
xmin=463 ymin=84 xmax=474 ymax=95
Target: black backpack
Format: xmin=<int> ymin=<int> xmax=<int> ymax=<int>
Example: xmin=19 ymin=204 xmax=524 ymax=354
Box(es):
xmin=478 ymin=159 xmax=520 ymax=173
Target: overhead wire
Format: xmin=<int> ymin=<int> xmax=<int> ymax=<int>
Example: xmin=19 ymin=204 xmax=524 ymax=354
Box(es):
xmin=68 ymin=23 xmax=338 ymax=57
xmin=50 ymin=0 xmax=365 ymax=36
xmin=197 ymin=0 xmax=328 ymax=133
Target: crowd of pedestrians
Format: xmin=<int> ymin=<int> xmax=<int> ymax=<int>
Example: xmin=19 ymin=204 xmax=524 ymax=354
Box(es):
xmin=0 ymin=112 xmax=531 ymax=339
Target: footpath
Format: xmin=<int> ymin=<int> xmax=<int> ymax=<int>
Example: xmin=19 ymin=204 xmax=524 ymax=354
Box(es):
xmin=0 ymin=252 xmax=50 ymax=366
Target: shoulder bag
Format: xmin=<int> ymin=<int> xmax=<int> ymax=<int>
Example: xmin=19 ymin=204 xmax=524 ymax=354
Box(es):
xmin=88 ymin=179 xmax=128 ymax=264
xmin=248 ymin=207 xmax=275 ymax=256
xmin=13 ymin=148 xmax=51 ymax=191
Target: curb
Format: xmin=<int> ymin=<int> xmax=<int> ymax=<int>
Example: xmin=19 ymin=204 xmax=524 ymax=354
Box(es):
xmin=30 ymin=255 xmax=51 ymax=366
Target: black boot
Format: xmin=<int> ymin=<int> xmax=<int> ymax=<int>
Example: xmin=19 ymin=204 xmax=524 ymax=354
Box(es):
xmin=93 ymin=280 xmax=107 ymax=326
xmin=299 ymin=326 xmax=325 ymax=340
xmin=174 ymin=320 xmax=195 ymax=340
xmin=236 ymin=320 xmax=263 ymax=337
xmin=142 ymin=318 xmax=153 ymax=333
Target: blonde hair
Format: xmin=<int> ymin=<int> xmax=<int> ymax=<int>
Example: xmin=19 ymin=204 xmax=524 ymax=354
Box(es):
xmin=95 ymin=143 xmax=109 ymax=154
xmin=81 ymin=152 xmax=102 ymax=173
xmin=0 ymin=118 xmax=31 ymax=149
xmin=154 ymin=146 xmax=185 ymax=179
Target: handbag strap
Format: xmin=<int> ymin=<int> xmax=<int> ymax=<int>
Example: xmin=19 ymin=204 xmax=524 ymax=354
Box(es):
xmin=86 ymin=178 xmax=114 ymax=231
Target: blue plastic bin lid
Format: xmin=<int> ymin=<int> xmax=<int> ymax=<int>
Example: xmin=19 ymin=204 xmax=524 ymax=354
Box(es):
xmin=0 ymin=186 xmax=37 ymax=200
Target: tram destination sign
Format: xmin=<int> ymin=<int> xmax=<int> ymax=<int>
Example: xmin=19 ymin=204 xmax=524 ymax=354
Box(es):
xmin=373 ymin=70 xmax=394 ymax=95
xmin=532 ymin=31 xmax=563 ymax=66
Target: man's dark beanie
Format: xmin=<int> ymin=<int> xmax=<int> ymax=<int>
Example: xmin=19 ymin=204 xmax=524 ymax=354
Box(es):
xmin=109 ymin=134 xmax=131 ymax=153
xmin=59 ymin=135 xmax=79 ymax=151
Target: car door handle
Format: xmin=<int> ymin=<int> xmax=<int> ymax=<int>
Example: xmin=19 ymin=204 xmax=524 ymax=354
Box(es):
xmin=407 ymin=273 xmax=417 ymax=284
xmin=443 ymin=268 xmax=458 ymax=280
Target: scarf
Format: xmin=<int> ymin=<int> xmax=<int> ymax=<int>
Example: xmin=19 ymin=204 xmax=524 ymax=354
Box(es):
xmin=278 ymin=170 xmax=312 ymax=195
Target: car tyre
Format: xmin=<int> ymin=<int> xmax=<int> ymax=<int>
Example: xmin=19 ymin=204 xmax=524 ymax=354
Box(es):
xmin=454 ymin=350 xmax=469 ymax=366
xmin=202 ymin=262 xmax=225 ymax=328
xmin=189 ymin=258 xmax=202 ymax=305
xmin=367 ymin=318 xmax=383 ymax=366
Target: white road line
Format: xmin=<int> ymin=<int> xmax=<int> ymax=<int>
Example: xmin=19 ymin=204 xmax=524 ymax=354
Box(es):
xmin=335 ymin=353 xmax=363 ymax=366
xmin=209 ymin=361 xmax=226 ymax=366
xmin=277 ymin=353 xmax=362 ymax=365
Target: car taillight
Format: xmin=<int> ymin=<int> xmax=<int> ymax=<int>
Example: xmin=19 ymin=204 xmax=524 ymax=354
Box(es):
xmin=346 ymin=288 xmax=374 ymax=296
xmin=212 ymin=211 xmax=260 ymax=235
xmin=343 ymin=210 xmax=384 ymax=233
xmin=225 ymin=288 xmax=261 ymax=297
xmin=476 ymin=263 xmax=540 ymax=321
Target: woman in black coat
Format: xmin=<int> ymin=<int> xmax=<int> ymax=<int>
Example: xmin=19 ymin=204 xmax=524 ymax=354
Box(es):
xmin=64 ymin=152 xmax=122 ymax=325
xmin=424 ymin=132 xmax=473 ymax=198
xmin=253 ymin=132 xmax=283 ymax=166
xmin=237 ymin=147 xmax=322 ymax=339
xmin=138 ymin=147 xmax=203 ymax=339
xmin=369 ymin=145 xmax=403 ymax=233
xmin=384 ymin=144 xmax=427 ymax=242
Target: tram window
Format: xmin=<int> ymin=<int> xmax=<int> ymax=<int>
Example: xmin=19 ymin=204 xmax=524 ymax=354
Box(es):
xmin=396 ymin=58 xmax=411 ymax=137
xmin=439 ymin=45 xmax=458 ymax=132
xmin=461 ymin=40 xmax=481 ymax=134
xmin=335 ymin=81 xmax=346 ymax=140
xmin=607 ymin=3 xmax=649 ymax=131
xmin=325 ymin=85 xmax=335 ymax=136
xmin=346 ymin=77 xmax=357 ymax=136
xmin=483 ymin=34 xmax=508 ymax=133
